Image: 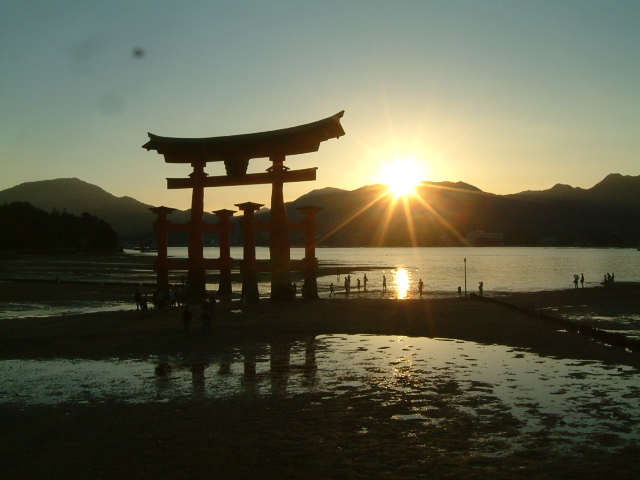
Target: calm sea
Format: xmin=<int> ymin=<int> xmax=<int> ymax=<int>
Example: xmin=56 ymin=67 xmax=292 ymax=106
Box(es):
xmin=159 ymin=246 xmax=640 ymax=298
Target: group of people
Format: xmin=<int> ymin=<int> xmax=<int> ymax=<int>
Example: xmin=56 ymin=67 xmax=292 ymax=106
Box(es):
xmin=135 ymin=283 xmax=191 ymax=311
xmin=180 ymin=292 xmax=216 ymax=334
xmin=134 ymin=288 xmax=148 ymax=312
xmin=603 ymin=272 xmax=615 ymax=286
xmin=135 ymin=282 xmax=216 ymax=334
xmin=573 ymin=272 xmax=617 ymax=289
xmin=157 ymin=284 xmax=188 ymax=308
xmin=328 ymin=274 xmax=427 ymax=297
xmin=290 ymin=281 xmax=311 ymax=299
xmin=329 ymin=273 xmax=370 ymax=296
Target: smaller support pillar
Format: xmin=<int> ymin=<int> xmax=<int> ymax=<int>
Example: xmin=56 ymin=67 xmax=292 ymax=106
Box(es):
xmin=236 ymin=202 xmax=263 ymax=304
xmin=213 ymin=209 xmax=235 ymax=298
xmin=297 ymin=206 xmax=322 ymax=299
xmin=150 ymin=206 xmax=175 ymax=290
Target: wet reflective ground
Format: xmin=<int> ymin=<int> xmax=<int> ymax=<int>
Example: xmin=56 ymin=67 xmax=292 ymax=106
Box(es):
xmin=2 ymin=334 xmax=639 ymax=454
xmin=0 ymin=300 xmax=131 ymax=318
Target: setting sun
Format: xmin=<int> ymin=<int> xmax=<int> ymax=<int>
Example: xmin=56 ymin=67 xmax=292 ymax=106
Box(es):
xmin=378 ymin=158 xmax=425 ymax=196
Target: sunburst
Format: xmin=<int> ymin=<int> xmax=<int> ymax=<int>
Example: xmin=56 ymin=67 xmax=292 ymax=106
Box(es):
xmin=378 ymin=157 xmax=425 ymax=196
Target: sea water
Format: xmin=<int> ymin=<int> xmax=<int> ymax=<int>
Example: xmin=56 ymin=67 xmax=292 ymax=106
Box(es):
xmin=156 ymin=246 xmax=640 ymax=297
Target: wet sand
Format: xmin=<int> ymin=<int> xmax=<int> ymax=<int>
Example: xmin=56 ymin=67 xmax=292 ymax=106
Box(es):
xmin=2 ymin=281 xmax=640 ymax=479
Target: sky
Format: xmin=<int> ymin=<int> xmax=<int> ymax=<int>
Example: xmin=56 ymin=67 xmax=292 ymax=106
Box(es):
xmin=1 ymin=0 xmax=639 ymax=212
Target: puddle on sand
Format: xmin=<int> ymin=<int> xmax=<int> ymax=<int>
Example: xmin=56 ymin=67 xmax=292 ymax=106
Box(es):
xmin=2 ymin=334 xmax=640 ymax=454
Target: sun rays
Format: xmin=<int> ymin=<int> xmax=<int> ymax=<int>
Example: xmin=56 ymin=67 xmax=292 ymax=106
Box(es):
xmin=378 ymin=157 xmax=425 ymax=197
xmin=315 ymin=171 xmax=477 ymax=249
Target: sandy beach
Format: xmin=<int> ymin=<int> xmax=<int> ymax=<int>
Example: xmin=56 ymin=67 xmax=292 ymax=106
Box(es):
xmin=2 ymin=280 xmax=640 ymax=479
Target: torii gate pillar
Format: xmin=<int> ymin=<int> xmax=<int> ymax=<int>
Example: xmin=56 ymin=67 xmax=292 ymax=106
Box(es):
xmin=188 ymin=162 xmax=207 ymax=298
xmin=269 ymin=156 xmax=294 ymax=302
xmin=236 ymin=202 xmax=263 ymax=304
xmin=150 ymin=206 xmax=175 ymax=290
xmin=298 ymin=206 xmax=322 ymax=299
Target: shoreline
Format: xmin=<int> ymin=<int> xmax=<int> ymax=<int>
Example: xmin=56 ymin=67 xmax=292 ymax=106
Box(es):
xmin=1 ymin=281 xmax=640 ymax=366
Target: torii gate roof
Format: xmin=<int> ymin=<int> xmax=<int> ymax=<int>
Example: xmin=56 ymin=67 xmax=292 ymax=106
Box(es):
xmin=143 ymin=111 xmax=345 ymax=163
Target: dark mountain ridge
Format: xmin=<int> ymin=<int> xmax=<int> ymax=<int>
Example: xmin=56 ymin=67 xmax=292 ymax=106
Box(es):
xmin=0 ymin=178 xmax=154 ymax=239
xmin=1 ymin=174 xmax=639 ymax=247
xmin=512 ymin=173 xmax=640 ymax=208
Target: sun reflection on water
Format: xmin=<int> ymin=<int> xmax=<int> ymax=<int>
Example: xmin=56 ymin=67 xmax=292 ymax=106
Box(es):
xmin=393 ymin=267 xmax=411 ymax=299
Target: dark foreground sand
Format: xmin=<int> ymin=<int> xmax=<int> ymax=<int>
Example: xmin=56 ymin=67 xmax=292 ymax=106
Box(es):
xmin=2 ymin=281 xmax=640 ymax=479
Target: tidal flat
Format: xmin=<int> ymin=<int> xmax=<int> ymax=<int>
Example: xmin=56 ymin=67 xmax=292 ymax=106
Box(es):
xmin=2 ymin=281 xmax=640 ymax=478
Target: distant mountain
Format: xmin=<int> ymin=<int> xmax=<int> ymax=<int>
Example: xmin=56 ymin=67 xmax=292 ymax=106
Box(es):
xmin=586 ymin=173 xmax=640 ymax=208
xmin=512 ymin=173 xmax=640 ymax=208
xmin=275 ymin=175 xmax=640 ymax=247
xmin=0 ymin=178 xmax=156 ymax=239
xmin=2 ymin=174 xmax=639 ymax=247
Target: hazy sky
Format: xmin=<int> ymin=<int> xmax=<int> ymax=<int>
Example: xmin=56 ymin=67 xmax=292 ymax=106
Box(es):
xmin=2 ymin=1 xmax=638 ymax=211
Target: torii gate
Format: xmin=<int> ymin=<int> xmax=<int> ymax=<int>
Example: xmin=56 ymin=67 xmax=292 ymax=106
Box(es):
xmin=143 ymin=111 xmax=345 ymax=301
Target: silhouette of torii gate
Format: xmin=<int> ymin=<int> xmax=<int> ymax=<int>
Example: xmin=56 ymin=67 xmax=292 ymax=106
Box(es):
xmin=143 ymin=111 xmax=345 ymax=301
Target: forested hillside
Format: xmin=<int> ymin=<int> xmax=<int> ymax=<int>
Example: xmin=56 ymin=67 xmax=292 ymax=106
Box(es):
xmin=0 ymin=202 xmax=120 ymax=252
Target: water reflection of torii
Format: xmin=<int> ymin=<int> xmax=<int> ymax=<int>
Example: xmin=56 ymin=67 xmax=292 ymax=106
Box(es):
xmin=154 ymin=336 xmax=318 ymax=397
xmin=143 ymin=112 xmax=345 ymax=301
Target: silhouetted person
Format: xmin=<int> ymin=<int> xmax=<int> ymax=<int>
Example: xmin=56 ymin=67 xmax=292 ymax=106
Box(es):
xmin=329 ymin=283 xmax=334 ymax=296
xmin=357 ymin=278 xmax=361 ymax=292
xmin=478 ymin=281 xmax=483 ymax=296
xmin=363 ymin=274 xmax=368 ymax=291
xmin=580 ymin=273 xmax=584 ymax=288
xmin=292 ymin=282 xmax=297 ymax=296
xmin=175 ymin=285 xmax=182 ymax=307
xmin=612 ymin=272 xmax=615 ymax=284
xmin=134 ymin=287 xmax=142 ymax=311
xmin=209 ymin=291 xmax=217 ymax=308
xmin=344 ymin=277 xmax=349 ymax=295
xmin=382 ymin=275 xmax=387 ymax=292
xmin=418 ymin=279 xmax=424 ymax=296
xmin=573 ymin=274 xmax=579 ymax=289
xmin=141 ymin=293 xmax=148 ymax=312
xmin=181 ymin=305 xmax=192 ymax=332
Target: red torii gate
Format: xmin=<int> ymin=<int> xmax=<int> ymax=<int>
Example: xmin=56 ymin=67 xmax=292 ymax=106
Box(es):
xmin=150 ymin=203 xmax=321 ymax=302
xmin=149 ymin=206 xmax=235 ymax=296
xmin=143 ymin=111 xmax=345 ymax=301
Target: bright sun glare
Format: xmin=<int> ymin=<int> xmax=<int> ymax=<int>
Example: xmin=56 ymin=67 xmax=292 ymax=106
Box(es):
xmin=378 ymin=158 xmax=425 ymax=196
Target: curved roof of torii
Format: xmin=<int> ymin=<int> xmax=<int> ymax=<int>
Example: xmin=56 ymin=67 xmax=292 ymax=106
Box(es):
xmin=143 ymin=111 xmax=345 ymax=163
